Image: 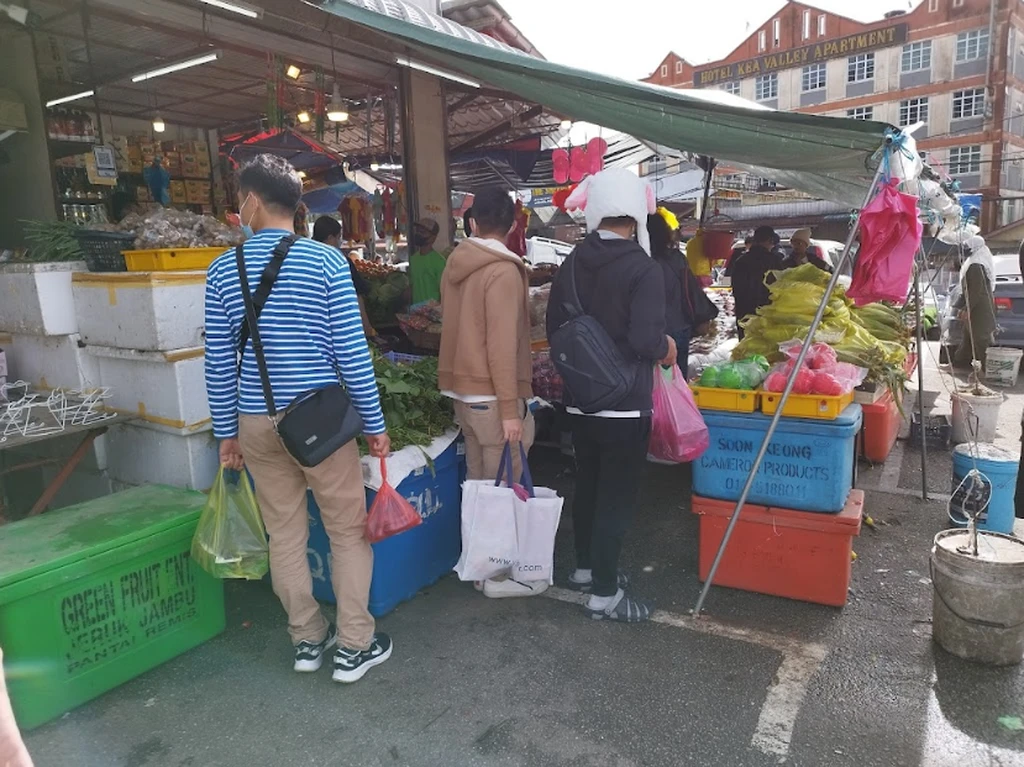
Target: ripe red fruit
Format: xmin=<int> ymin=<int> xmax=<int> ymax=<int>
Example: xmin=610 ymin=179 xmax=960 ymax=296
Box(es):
xmin=812 ymin=371 xmax=843 ymax=396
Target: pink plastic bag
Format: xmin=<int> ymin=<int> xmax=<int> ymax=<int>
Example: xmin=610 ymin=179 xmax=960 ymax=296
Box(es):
xmin=649 ymin=365 xmax=709 ymax=463
xmin=847 ymin=179 xmax=923 ymax=306
xmin=365 ymin=458 xmax=422 ymax=544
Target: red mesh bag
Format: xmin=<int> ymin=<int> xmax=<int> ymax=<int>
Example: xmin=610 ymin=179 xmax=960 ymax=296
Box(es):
xmin=365 ymin=457 xmax=422 ymax=544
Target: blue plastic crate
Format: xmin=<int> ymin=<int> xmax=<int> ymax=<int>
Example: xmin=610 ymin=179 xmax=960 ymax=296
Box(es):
xmin=383 ymin=351 xmax=425 ymax=365
xmin=693 ymin=404 xmax=862 ymax=513
xmin=307 ymin=439 xmax=465 ymax=616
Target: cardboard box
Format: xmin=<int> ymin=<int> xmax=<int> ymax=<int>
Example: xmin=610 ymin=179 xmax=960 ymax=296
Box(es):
xmin=164 ymin=152 xmax=182 ymax=176
xmin=169 ymin=181 xmax=187 ymax=204
xmin=128 ymin=158 xmax=143 ymax=174
xmin=136 ymin=186 xmax=151 ymax=202
xmin=185 ymin=181 xmax=210 ymax=204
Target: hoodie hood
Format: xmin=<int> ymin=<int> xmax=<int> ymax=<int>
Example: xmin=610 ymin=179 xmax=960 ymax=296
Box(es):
xmin=574 ymin=231 xmax=646 ymax=271
xmin=564 ymin=167 xmax=657 ymax=256
xmin=444 ymin=238 xmax=527 ymax=285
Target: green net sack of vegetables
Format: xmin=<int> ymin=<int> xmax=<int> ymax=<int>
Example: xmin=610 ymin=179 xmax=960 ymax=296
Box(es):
xmin=191 ymin=468 xmax=269 ymax=580
xmin=698 ymin=356 xmax=770 ymax=390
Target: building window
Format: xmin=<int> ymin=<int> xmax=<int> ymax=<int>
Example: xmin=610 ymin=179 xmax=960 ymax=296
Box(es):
xmin=952 ymin=88 xmax=986 ymax=119
xmin=847 ymin=106 xmax=874 ymax=120
xmin=803 ymin=9 xmax=811 ymax=40
xmin=755 ymin=73 xmax=778 ymax=101
xmin=956 ymin=29 xmax=990 ymax=62
xmin=928 ymin=0 xmax=938 ymax=10
xmin=901 ymin=41 xmax=932 ymax=73
xmin=899 ymin=97 xmax=930 ymax=126
xmin=773 ymin=18 xmax=780 ymax=47
xmin=801 ymin=62 xmax=827 ymax=92
xmin=818 ymin=14 xmax=826 ymax=37
xmin=722 ymin=81 xmax=740 ymax=96
xmin=848 ymin=53 xmax=875 ymax=83
xmin=758 ymin=30 xmax=766 ymax=52
xmin=949 ymin=144 xmax=982 ymax=175
xmin=953 ymin=0 xmax=965 ymax=6
xmin=675 ymin=61 xmax=683 ymax=74
xmin=660 ymin=64 xmax=668 ymax=77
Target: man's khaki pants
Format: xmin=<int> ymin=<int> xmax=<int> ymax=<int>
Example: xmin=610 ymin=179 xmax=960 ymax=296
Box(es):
xmin=453 ymin=400 xmax=535 ymax=481
xmin=239 ymin=415 xmax=374 ymax=651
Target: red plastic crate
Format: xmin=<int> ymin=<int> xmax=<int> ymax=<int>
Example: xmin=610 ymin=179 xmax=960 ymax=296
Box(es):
xmin=692 ymin=490 xmax=864 ymax=607
xmin=860 ymin=390 xmax=901 ymax=463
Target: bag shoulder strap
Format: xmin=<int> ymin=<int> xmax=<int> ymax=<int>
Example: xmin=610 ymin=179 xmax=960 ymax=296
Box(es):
xmin=236 ymin=234 xmax=300 ymax=416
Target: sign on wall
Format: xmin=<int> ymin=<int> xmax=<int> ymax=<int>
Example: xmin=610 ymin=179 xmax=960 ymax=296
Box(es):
xmin=693 ymin=23 xmax=909 ymax=88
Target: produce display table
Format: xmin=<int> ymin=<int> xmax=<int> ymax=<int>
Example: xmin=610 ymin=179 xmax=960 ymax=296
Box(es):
xmin=0 ymin=413 xmax=131 ymax=524
xmin=0 ymin=485 xmax=225 ymax=729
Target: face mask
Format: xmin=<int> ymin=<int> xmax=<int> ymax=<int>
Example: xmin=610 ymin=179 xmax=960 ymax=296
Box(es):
xmin=239 ymin=193 xmax=257 ymax=237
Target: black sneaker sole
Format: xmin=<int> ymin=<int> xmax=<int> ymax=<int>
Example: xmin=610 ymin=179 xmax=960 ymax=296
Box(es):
xmin=332 ymin=643 xmax=393 ymax=684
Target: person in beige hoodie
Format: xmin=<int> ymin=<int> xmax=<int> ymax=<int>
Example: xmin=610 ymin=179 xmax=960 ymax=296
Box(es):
xmin=439 ymin=188 xmax=542 ymax=599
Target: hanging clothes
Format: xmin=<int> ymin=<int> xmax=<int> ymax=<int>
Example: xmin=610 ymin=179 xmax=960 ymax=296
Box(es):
xmin=504 ymin=199 xmax=529 ymax=257
xmin=338 ymin=195 xmax=372 ymax=242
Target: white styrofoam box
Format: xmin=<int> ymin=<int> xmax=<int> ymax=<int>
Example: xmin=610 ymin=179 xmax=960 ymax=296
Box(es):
xmin=5 ymin=333 xmax=101 ymax=391
xmin=72 ymin=270 xmax=207 ymax=352
xmin=0 ymin=261 xmax=86 ymax=335
xmin=105 ymin=422 xmax=218 ymax=491
xmin=87 ymin=344 xmax=210 ymax=433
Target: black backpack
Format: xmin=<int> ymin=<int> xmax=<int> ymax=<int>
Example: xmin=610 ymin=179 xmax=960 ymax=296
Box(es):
xmin=549 ymin=253 xmax=637 ymax=413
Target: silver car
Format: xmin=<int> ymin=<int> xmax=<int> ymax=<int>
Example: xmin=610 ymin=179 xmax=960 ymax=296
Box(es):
xmin=939 ymin=254 xmax=1024 ymax=356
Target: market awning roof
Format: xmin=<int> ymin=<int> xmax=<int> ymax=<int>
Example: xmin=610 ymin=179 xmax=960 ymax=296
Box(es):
xmin=312 ymin=0 xmax=894 ymax=207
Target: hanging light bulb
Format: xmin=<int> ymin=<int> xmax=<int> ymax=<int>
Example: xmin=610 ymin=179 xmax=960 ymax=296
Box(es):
xmin=296 ymin=110 xmax=311 ymax=124
xmin=370 ymin=162 xmax=380 ymax=172
xmin=286 ymin=64 xmax=301 ymax=79
xmin=297 ymin=170 xmax=306 ymax=179
xmin=559 ymin=119 xmax=572 ymax=131
xmin=327 ymin=83 xmax=349 ymax=122
xmin=152 ymin=115 xmax=166 ymax=133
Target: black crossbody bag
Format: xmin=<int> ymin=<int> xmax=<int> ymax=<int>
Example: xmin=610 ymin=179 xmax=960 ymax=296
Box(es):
xmin=236 ymin=236 xmax=364 ymax=468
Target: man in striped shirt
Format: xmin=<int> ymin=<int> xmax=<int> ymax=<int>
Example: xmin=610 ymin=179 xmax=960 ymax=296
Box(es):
xmin=204 ymin=154 xmax=392 ymax=684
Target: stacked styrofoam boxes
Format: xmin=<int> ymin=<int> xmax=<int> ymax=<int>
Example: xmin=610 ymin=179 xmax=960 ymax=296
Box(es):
xmin=74 ymin=270 xmax=218 ymax=491
xmin=0 ymin=262 xmax=112 ymax=509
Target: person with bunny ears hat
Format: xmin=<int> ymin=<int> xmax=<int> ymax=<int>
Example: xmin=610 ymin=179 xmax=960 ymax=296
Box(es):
xmin=545 ymin=168 xmax=676 ymax=624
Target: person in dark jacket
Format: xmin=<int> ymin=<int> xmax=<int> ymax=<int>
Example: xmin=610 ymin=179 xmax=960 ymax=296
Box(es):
xmin=546 ymin=170 xmax=676 ymax=624
xmin=731 ymin=225 xmax=785 ymax=339
xmin=649 ymin=212 xmax=704 ymax=376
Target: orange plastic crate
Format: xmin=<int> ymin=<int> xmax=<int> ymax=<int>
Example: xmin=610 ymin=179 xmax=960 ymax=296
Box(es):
xmin=860 ymin=390 xmax=900 ymax=463
xmin=691 ymin=490 xmax=863 ymax=607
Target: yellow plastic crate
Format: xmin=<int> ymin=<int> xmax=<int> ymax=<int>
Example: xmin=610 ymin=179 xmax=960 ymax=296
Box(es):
xmin=760 ymin=390 xmax=854 ymax=420
xmin=123 ymin=246 xmax=225 ymax=272
xmin=690 ymin=385 xmax=759 ymax=413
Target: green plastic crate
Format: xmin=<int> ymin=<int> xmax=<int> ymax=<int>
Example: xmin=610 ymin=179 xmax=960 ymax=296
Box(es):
xmin=0 ymin=485 xmax=225 ymax=729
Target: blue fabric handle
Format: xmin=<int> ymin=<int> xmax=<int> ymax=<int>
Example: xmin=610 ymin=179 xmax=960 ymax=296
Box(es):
xmin=518 ymin=443 xmax=536 ymax=498
xmin=494 ymin=442 xmax=514 ymax=487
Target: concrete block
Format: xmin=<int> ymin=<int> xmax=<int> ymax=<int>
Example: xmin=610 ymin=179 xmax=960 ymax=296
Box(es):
xmin=0 ymin=262 xmax=85 ymax=336
xmin=105 ymin=422 xmax=218 ymax=491
xmin=72 ymin=270 xmax=206 ymax=351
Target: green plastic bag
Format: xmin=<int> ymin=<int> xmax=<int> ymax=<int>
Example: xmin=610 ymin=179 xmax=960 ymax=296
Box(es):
xmin=191 ymin=468 xmax=269 ymax=580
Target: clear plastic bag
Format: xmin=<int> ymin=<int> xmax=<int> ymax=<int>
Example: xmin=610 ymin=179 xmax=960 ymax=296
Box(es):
xmin=366 ymin=457 xmax=422 ymax=543
xmin=649 ymin=365 xmax=710 ymax=463
xmin=191 ymin=468 xmax=269 ymax=580
xmin=764 ymin=341 xmax=868 ymax=395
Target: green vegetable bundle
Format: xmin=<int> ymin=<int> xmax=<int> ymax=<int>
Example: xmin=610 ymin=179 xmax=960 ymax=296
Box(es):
xmin=365 ymin=352 xmax=454 ymax=453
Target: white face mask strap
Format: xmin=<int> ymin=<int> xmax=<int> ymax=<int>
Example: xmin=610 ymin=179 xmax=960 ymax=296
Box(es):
xmin=241 ymin=193 xmax=257 ymax=229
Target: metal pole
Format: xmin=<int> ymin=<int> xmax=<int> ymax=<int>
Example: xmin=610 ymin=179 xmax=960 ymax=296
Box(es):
xmin=692 ymin=145 xmax=890 ymax=618
xmin=915 ymin=253 xmax=929 ymax=501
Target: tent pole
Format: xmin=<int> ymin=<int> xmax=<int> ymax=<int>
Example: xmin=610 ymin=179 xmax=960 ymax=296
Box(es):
xmin=915 ymin=251 xmax=929 ymax=500
xmin=692 ymin=144 xmax=891 ymax=619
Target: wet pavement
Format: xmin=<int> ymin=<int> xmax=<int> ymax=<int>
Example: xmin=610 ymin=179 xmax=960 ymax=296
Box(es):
xmin=20 ymin=343 xmax=1024 ymax=766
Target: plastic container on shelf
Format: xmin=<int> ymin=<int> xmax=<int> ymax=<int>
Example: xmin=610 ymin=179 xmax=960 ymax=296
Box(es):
xmin=984 ymin=347 xmax=1024 ymax=387
xmin=306 ymin=440 xmax=465 ymax=616
xmin=950 ymin=443 xmax=1019 ymax=534
xmin=383 ymin=351 xmax=425 ymax=365
xmin=122 ymin=247 xmax=225 ymax=272
xmin=693 ymin=404 xmax=862 ymax=513
xmin=691 ymin=490 xmax=863 ymax=607
xmin=73 ymin=229 xmax=135 ymax=272
xmin=0 ymin=485 xmax=225 ymax=729
xmin=860 ymin=389 xmax=902 ymax=463
xmin=690 ymin=385 xmax=759 ymax=413
xmin=760 ymin=390 xmax=854 ymax=420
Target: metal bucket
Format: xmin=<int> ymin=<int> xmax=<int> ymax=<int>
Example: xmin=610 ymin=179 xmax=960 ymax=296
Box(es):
xmin=931 ymin=529 xmax=1024 ymax=666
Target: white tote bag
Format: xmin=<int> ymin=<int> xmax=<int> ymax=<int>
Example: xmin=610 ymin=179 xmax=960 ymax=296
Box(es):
xmin=510 ymin=486 xmax=563 ymax=584
xmin=454 ymin=479 xmax=519 ymax=582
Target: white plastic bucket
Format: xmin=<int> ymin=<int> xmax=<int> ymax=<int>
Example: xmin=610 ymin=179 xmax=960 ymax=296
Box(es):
xmin=984 ymin=347 xmax=1023 ymax=387
xmin=951 ymin=388 xmax=1003 ymax=444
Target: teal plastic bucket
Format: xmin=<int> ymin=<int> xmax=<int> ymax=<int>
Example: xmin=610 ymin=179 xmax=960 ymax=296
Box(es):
xmin=951 ymin=444 xmax=1019 ymax=534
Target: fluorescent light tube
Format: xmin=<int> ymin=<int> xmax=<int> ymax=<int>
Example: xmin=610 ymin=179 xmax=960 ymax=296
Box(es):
xmin=198 ymin=0 xmax=261 ymax=18
xmin=46 ymin=90 xmax=94 ymax=107
xmin=395 ymin=56 xmax=479 ymax=88
xmin=132 ymin=52 xmax=221 ymax=83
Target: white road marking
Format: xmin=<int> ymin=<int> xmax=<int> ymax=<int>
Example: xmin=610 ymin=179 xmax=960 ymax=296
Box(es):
xmin=543 ymin=587 xmax=828 ymax=763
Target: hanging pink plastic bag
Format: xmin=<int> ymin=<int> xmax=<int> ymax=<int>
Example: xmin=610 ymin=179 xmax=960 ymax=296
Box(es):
xmin=366 ymin=458 xmax=422 ymax=544
xmin=649 ymin=365 xmax=709 ymax=463
xmin=847 ymin=179 xmax=923 ymax=306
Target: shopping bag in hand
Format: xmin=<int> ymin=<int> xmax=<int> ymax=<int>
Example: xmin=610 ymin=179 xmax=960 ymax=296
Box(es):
xmin=505 ymin=442 xmax=563 ymax=584
xmin=366 ymin=457 xmax=422 ymax=543
xmin=649 ymin=364 xmax=710 ymax=463
xmin=191 ymin=467 xmax=269 ymax=580
xmin=454 ymin=443 xmax=521 ymax=582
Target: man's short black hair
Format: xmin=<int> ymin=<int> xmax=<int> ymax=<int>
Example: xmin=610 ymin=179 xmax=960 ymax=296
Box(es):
xmin=753 ymin=225 xmax=777 ymax=244
xmin=312 ymin=215 xmax=342 ymax=243
xmin=238 ymin=154 xmax=302 ymax=214
xmin=647 ymin=213 xmax=673 ymax=258
xmin=470 ymin=188 xmax=515 ymax=235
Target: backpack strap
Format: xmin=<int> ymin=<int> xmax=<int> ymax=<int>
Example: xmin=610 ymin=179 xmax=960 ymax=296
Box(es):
xmin=236 ymin=233 xmax=300 ymax=377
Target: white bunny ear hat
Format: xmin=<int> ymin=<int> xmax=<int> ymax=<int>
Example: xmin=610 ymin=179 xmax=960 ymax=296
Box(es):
xmin=564 ymin=167 xmax=658 ymax=255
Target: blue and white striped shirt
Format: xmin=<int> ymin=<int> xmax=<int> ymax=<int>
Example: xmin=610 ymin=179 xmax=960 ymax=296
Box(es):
xmin=204 ymin=228 xmax=385 ymax=440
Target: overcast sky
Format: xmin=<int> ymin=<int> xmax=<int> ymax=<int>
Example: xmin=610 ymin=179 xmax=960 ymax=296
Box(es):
xmin=499 ymin=0 xmax=923 ymax=79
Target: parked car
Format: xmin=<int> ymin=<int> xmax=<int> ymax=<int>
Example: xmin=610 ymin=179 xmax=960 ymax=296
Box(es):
xmin=939 ymin=254 xmax=1024 ymax=354
xmin=525 ymin=236 xmax=573 ymax=266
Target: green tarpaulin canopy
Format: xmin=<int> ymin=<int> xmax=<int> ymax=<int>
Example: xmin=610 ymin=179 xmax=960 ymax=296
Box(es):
xmin=315 ymin=0 xmax=893 ymax=207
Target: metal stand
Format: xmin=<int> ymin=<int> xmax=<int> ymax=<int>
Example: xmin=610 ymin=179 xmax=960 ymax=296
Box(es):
xmin=914 ymin=253 xmax=928 ymax=501
xmin=692 ymin=148 xmax=890 ymax=619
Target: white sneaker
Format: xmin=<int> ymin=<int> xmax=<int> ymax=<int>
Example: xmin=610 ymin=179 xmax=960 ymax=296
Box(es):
xmin=483 ymin=578 xmax=549 ymax=599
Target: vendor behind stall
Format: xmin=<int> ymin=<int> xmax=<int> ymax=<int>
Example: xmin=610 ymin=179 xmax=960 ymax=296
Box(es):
xmin=730 ymin=225 xmax=784 ymax=339
xmin=783 ymin=228 xmax=832 ymax=273
xmin=312 ymin=216 xmax=376 ymax=338
xmin=408 ymin=218 xmax=445 ymax=304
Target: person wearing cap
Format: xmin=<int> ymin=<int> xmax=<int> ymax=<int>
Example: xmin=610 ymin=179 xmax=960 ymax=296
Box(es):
xmin=408 ymin=217 xmax=446 ymax=305
xmin=546 ymin=168 xmax=676 ymax=624
xmin=731 ymin=225 xmax=785 ymax=339
xmin=783 ymin=229 xmax=832 ymax=273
